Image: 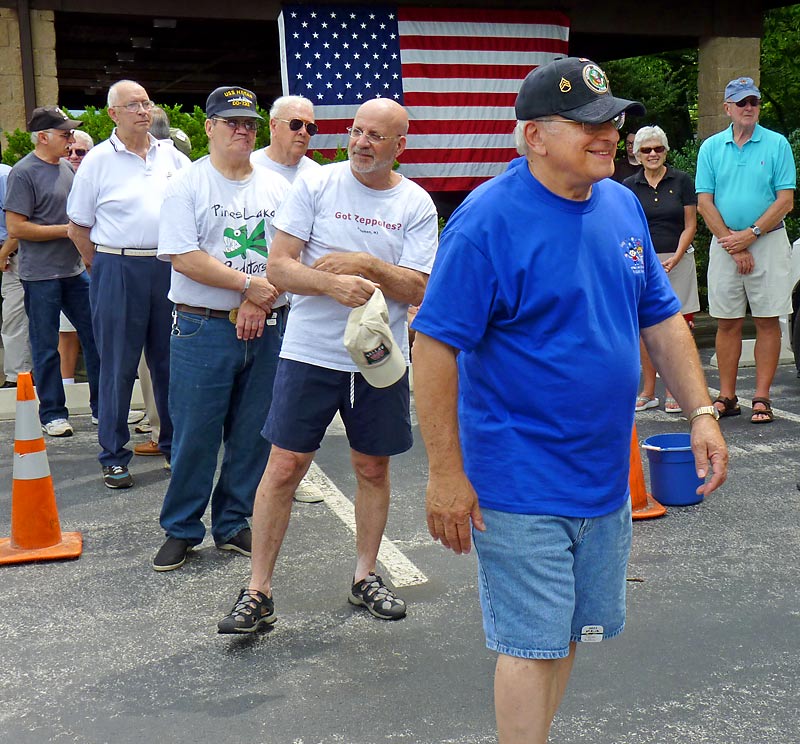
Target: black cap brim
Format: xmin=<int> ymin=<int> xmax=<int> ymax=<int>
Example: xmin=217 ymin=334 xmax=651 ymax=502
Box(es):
xmin=562 ymin=95 xmax=645 ymax=124
xmin=52 ymin=119 xmax=84 ymax=130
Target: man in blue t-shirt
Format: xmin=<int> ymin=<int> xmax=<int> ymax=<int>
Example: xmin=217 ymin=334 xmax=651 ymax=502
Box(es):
xmin=412 ymin=57 xmax=729 ymax=744
xmin=696 ymin=76 xmax=796 ymax=425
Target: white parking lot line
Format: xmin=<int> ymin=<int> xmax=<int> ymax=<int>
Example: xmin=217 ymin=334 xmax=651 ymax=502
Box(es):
xmin=304 ymin=462 xmax=428 ymax=588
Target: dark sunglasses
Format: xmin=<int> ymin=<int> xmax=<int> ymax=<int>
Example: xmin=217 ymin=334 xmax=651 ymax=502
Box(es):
xmin=275 ymin=117 xmax=318 ymax=137
xmin=734 ymin=97 xmax=760 ymax=108
xmin=70 ymin=148 xmax=88 ymax=157
xmin=639 ymin=145 xmax=666 ymax=154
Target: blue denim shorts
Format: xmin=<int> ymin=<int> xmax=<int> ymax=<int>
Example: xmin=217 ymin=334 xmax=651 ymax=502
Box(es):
xmin=262 ymin=358 xmax=412 ymax=456
xmin=473 ymin=500 xmax=632 ymax=659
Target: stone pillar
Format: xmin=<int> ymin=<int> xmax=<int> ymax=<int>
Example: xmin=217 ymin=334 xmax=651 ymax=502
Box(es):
xmin=0 ymin=8 xmax=58 ymax=146
xmin=697 ymin=36 xmax=760 ymax=140
xmin=0 ymin=8 xmax=25 ymax=141
xmin=31 ymin=10 xmax=59 ymax=106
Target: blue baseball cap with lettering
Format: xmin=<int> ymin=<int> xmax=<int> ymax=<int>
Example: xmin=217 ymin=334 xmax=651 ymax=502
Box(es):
xmin=206 ymin=86 xmax=264 ymax=120
xmin=515 ymin=57 xmax=645 ymax=124
xmin=724 ymin=77 xmax=761 ymax=102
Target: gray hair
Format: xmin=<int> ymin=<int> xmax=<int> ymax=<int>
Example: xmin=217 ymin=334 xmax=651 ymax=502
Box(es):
xmin=269 ymin=95 xmax=314 ymax=120
xmin=73 ymin=130 xmax=94 ymax=149
xmin=107 ymin=80 xmax=141 ymax=108
xmin=514 ymin=120 xmax=531 ymax=156
xmin=149 ymin=106 xmax=171 ymax=139
xmin=632 ymin=125 xmax=669 ymax=158
xmin=30 ymin=131 xmax=42 ymax=146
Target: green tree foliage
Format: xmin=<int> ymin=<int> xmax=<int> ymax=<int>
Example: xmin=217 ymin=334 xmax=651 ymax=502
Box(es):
xmin=604 ymin=51 xmax=698 ymax=153
xmin=759 ymin=4 xmax=800 ymax=134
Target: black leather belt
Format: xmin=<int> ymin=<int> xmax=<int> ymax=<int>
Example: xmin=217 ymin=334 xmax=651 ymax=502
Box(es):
xmin=175 ymin=304 xmax=229 ymax=319
xmin=175 ymin=303 xmax=288 ymax=323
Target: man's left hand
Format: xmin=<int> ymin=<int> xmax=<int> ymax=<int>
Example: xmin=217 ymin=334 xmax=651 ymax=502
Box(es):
xmin=312 ymin=251 xmax=371 ymax=276
xmin=235 ymin=299 xmax=268 ymax=341
xmin=690 ymin=416 xmax=729 ymax=496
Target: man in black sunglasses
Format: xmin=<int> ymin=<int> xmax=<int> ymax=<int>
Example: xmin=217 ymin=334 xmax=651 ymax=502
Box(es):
xmin=697 ymin=76 xmax=796 ymax=425
xmin=251 ymin=95 xmax=321 ymax=184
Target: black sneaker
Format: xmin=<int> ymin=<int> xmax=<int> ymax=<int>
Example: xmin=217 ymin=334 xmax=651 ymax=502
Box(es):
xmin=348 ymin=573 xmax=407 ymax=620
xmin=215 ymin=527 xmax=251 ymax=556
xmin=217 ymin=588 xmax=276 ymax=634
xmin=102 ymin=464 xmax=133 ymax=489
xmin=152 ymin=537 xmax=192 ymax=571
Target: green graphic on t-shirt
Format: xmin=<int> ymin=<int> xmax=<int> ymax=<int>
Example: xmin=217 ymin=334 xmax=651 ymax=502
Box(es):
xmin=223 ymin=219 xmax=268 ymax=259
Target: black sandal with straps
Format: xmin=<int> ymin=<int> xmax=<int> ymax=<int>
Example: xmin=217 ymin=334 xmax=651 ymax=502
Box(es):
xmin=714 ymin=395 xmax=741 ymax=418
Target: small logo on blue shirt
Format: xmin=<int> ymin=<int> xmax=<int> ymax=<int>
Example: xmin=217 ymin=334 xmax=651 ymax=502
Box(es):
xmin=622 ymin=237 xmax=645 ymax=274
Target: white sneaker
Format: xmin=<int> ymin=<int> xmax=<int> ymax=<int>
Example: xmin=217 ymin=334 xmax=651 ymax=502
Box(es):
xmin=128 ymin=409 xmax=146 ymax=425
xmin=42 ymin=418 xmax=74 ymax=437
xmin=135 ymin=420 xmax=152 ymax=434
xmin=91 ymin=416 xmax=98 ymax=425
xmin=293 ymin=480 xmax=325 ymax=503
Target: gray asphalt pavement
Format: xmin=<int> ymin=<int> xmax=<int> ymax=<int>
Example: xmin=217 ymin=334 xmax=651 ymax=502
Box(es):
xmin=1 ymin=348 xmax=799 ymax=744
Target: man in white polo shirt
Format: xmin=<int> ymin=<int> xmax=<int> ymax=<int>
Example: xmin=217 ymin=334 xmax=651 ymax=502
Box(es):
xmin=151 ymin=86 xmax=289 ymax=572
xmin=67 ymin=79 xmax=189 ymax=489
xmin=251 ymin=95 xmax=320 ymax=184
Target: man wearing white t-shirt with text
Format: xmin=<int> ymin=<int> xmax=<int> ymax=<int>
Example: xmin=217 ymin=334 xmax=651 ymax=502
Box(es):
xmin=151 ymin=86 xmax=290 ymax=572
xmin=218 ymin=98 xmax=438 ymax=632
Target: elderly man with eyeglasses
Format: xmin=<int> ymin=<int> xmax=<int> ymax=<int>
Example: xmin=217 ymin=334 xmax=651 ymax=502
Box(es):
xmin=216 ymin=97 xmax=438 ymax=632
xmin=411 ymin=57 xmax=728 ymax=743
xmin=251 ymin=95 xmax=321 ymax=184
xmin=67 ymin=80 xmax=190 ymax=489
xmin=4 ymin=106 xmax=100 ymax=437
xmin=697 ymin=76 xmax=796 ymax=425
xmin=150 ymin=86 xmax=290 ymax=572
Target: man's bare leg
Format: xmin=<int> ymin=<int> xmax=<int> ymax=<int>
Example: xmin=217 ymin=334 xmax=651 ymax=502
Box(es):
xmin=495 ymin=644 xmax=577 ymax=744
xmin=249 ymin=446 xmax=315 ymax=596
xmin=714 ymin=317 xmax=744 ymax=409
xmin=752 ymin=316 xmax=781 ymax=420
xmin=350 ymin=450 xmax=391 ymax=582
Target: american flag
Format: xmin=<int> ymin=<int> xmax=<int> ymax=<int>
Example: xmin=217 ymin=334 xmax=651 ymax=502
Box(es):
xmin=278 ymin=5 xmax=570 ymax=192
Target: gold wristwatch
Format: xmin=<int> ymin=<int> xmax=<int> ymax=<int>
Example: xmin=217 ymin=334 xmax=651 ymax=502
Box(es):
xmin=687 ymin=405 xmax=720 ymax=425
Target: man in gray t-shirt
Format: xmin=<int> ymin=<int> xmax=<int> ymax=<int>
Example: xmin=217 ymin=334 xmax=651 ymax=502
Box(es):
xmin=4 ymin=106 xmax=99 ymax=436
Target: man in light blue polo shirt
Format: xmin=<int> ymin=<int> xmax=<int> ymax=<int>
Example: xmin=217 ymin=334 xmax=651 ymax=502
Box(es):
xmin=696 ymin=76 xmax=795 ymax=425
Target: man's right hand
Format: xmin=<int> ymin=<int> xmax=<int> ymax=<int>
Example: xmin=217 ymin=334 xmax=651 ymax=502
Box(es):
xmin=328 ymin=274 xmax=378 ymax=308
xmin=426 ymin=470 xmax=486 ymax=555
xmin=732 ymin=250 xmax=754 ymax=275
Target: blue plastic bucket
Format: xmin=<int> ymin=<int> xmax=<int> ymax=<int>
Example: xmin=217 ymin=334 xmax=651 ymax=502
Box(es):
xmin=642 ymin=433 xmax=704 ymax=506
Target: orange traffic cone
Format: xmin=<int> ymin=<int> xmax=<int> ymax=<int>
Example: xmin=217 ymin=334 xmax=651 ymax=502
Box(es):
xmin=629 ymin=423 xmax=666 ymax=520
xmin=0 ymin=372 xmax=82 ymax=564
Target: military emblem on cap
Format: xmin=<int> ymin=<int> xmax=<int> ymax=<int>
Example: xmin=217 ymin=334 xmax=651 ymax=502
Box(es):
xmin=582 ymin=64 xmax=609 ymax=94
xmin=559 ymin=77 xmax=572 ymax=93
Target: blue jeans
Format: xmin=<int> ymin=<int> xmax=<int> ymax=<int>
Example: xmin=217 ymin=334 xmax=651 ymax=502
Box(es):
xmin=89 ymin=253 xmax=172 ymax=467
xmin=22 ymin=272 xmax=100 ymax=424
xmin=159 ymin=307 xmax=285 ymax=545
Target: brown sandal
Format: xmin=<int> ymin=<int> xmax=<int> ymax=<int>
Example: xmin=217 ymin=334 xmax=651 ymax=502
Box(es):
xmin=714 ymin=395 xmax=741 ymax=418
xmin=751 ymin=397 xmax=774 ymax=424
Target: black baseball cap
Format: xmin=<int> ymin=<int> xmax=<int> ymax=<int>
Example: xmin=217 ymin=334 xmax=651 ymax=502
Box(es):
xmin=27 ymin=106 xmax=83 ymax=132
xmin=515 ymin=57 xmax=645 ymax=123
xmin=205 ymin=86 xmax=263 ymax=120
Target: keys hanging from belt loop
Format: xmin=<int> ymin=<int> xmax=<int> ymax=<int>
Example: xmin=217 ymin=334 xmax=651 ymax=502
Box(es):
xmin=171 ymin=307 xmax=180 ymax=336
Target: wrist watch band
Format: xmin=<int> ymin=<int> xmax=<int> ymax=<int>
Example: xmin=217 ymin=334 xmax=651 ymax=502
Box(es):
xmin=688 ymin=405 xmax=720 ymax=425
xmin=750 ymin=224 xmax=761 ymax=237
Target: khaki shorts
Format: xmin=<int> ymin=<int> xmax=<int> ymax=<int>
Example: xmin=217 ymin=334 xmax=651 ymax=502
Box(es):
xmin=707 ymin=228 xmax=792 ymax=319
